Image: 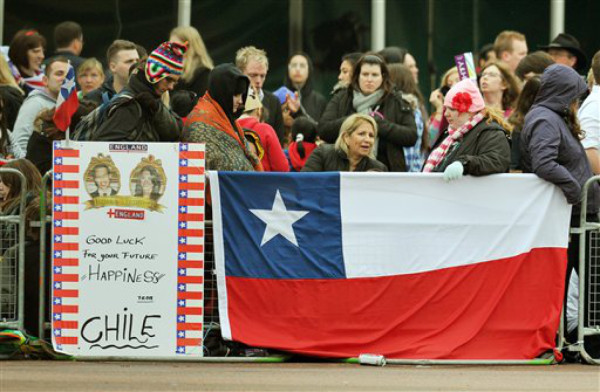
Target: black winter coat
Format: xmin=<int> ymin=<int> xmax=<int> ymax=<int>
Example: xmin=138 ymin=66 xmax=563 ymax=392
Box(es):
xmin=91 ymin=72 xmax=182 ymax=142
xmin=292 ymin=89 xmax=327 ymax=122
xmin=302 ymin=144 xmax=387 ymax=172
xmin=318 ymin=88 xmax=417 ymax=172
xmin=430 ymin=118 xmax=511 ymax=175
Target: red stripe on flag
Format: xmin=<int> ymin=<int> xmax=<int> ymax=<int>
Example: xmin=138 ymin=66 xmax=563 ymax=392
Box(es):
xmin=178 ymin=213 xmax=204 ymax=221
xmin=179 ymin=151 xmax=205 ymax=159
xmin=179 ymin=182 xmax=205 ymax=191
xmin=54 ymin=212 xmax=79 ymax=220
xmin=178 ymin=307 xmax=203 ymax=315
xmin=54 ymin=196 xmax=79 ymax=204
xmin=54 ymin=274 xmax=78 ymax=282
xmin=179 ymin=198 xmax=204 ymax=206
xmin=54 ymin=320 xmax=78 ymax=329
xmin=53 ymin=165 xmax=79 ymax=173
xmin=179 ymin=167 xmax=205 ymax=175
xmin=54 ymin=149 xmax=80 ymax=158
xmin=53 ymin=305 xmax=78 ymax=313
xmin=179 ymin=244 xmax=203 ymax=253
xmin=54 ymin=336 xmax=78 ymax=345
xmin=178 ymin=260 xmax=204 ymax=269
xmin=178 ymin=276 xmax=204 ymax=284
xmin=177 ymin=338 xmax=202 ymax=346
xmin=54 ymin=180 xmax=79 ymax=188
xmin=53 ymin=243 xmax=79 ymax=251
xmin=54 ymin=227 xmax=79 ymax=235
xmin=177 ymin=323 xmax=203 ymax=331
xmin=53 ymin=289 xmax=78 ymax=297
xmin=224 ymin=247 xmax=568 ymax=360
xmin=178 ymin=229 xmax=204 ymax=237
xmin=178 ymin=291 xmax=203 ymax=300
xmin=54 ymin=258 xmax=79 ymax=266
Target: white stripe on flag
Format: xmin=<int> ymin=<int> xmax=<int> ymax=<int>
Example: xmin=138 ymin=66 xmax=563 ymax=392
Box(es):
xmin=341 ymin=173 xmax=571 ymax=278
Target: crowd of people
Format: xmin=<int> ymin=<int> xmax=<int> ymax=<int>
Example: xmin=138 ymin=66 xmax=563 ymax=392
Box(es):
xmin=0 ymin=21 xmax=599 ymax=358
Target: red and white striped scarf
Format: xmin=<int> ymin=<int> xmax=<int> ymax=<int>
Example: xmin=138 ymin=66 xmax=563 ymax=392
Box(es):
xmin=423 ymin=112 xmax=484 ymax=172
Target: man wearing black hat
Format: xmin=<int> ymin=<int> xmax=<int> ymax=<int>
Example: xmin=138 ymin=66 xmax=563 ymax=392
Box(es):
xmin=540 ymin=33 xmax=588 ymax=73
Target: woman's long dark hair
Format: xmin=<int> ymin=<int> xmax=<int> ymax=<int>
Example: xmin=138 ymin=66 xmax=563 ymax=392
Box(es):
xmin=508 ymin=76 xmax=541 ymax=132
xmin=388 ymin=63 xmax=429 ymax=152
xmin=565 ymin=99 xmax=584 ymax=140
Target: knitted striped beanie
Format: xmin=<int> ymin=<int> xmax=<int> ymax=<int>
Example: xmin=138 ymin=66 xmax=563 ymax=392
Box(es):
xmin=145 ymin=41 xmax=188 ymax=84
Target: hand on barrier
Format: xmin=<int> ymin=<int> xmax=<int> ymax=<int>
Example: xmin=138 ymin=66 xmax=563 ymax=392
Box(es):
xmin=443 ymin=161 xmax=464 ymax=182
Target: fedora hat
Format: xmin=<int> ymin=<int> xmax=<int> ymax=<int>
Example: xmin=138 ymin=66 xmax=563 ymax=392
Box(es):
xmin=539 ymin=33 xmax=587 ymax=72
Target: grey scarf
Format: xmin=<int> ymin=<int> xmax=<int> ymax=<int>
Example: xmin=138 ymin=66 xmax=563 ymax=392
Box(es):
xmin=352 ymin=89 xmax=385 ymax=114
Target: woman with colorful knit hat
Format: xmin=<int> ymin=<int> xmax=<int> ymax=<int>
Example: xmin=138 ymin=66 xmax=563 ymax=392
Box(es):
xmin=423 ymin=78 xmax=511 ymax=181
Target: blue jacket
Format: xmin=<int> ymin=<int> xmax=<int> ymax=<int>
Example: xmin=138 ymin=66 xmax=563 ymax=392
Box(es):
xmin=520 ymin=64 xmax=599 ymax=214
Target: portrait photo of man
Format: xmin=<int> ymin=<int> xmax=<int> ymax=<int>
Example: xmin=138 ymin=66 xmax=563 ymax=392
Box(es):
xmin=89 ymin=164 xmax=118 ymax=197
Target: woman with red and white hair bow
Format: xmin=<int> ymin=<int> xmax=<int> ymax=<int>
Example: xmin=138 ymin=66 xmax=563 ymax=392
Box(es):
xmin=423 ymin=78 xmax=511 ymax=181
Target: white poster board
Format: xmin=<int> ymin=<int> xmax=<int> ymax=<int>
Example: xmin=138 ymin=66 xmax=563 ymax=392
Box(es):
xmin=51 ymin=141 xmax=205 ymax=358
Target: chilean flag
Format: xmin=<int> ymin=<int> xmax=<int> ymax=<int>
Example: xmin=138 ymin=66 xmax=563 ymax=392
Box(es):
xmin=53 ymin=64 xmax=79 ymax=132
xmin=208 ymin=172 xmax=571 ymax=360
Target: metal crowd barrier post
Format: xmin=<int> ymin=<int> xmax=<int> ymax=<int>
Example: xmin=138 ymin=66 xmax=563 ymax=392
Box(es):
xmin=568 ymin=175 xmax=600 ymax=364
xmin=0 ymin=168 xmax=28 ymax=332
xmin=37 ymin=170 xmax=53 ymax=340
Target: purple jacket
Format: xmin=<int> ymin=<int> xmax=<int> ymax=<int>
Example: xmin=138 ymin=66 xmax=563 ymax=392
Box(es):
xmin=520 ymin=64 xmax=599 ymax=214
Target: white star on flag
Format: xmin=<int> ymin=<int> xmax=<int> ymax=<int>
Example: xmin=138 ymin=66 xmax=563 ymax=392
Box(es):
xmin=250 ymin=190 xmax=309 ymax=247
xmin=61 ymin=76 xmax=75 ymax=95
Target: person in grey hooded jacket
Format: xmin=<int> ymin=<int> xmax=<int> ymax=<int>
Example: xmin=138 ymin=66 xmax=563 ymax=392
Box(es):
xmin=520 ymin=64 xmax=599 ymax=215
xmin=520 ymin=64 xmax=600 ymax=322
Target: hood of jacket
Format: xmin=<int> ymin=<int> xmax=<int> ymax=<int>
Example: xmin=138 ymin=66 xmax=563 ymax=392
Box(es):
xmin=127 ymin=68 xmax=158 ymax=96
xmin=24 ymin=88 xmax=56 ymax=104
xmin=207 ymin=63 xmax=249 ymax=124
xmin=533 ymin=64 xmax=587 ymax=114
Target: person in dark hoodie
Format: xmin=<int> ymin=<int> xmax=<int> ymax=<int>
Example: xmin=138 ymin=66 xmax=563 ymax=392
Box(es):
xmin=283 ymin=52 xmax=327 ymax=122
xmin=182 ymin=63 xmax=263 ymax=171
xmin=520 ymin=64 xmax=600 ymax=331
xmin=90 ymin=41 xmax=185 ymax=142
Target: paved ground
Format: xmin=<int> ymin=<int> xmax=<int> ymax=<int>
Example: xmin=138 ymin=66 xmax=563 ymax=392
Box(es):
xmin=1 ymin=361 xmax=599 ymax=391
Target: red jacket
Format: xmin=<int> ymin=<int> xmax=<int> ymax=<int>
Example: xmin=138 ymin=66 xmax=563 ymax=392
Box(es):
xmin=237 ymin=117 xmax=289 ymax=172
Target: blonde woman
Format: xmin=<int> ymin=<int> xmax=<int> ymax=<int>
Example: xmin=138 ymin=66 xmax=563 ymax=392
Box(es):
xmin=303 ymin=113 xmax=387 ymax=172
xmin=169 ymin=26 xmax=214 ymax=96
xmin=76 ymin=58 xmax=105 ymax=97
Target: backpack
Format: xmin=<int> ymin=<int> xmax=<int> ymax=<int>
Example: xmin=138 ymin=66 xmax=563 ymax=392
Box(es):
xmin=71 ymin=92 xmax=135 ymax=141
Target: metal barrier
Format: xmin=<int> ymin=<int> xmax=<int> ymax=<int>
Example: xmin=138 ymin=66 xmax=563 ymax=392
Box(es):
xmin=37 ymin=170 xmax=52 ymax=340
xmin=0 ymin=168 xmax=28 ymax=332
xmin=565 ymin=175 xmax=600 ymax=364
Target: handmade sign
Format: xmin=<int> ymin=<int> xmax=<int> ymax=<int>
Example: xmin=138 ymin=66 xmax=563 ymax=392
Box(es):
xmin=51 ymin=141 xmax=205 ymax=358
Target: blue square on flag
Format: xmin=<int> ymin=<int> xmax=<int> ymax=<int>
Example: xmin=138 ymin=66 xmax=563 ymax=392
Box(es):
xmin=218 ymin=172 xmax=344 ymax=279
